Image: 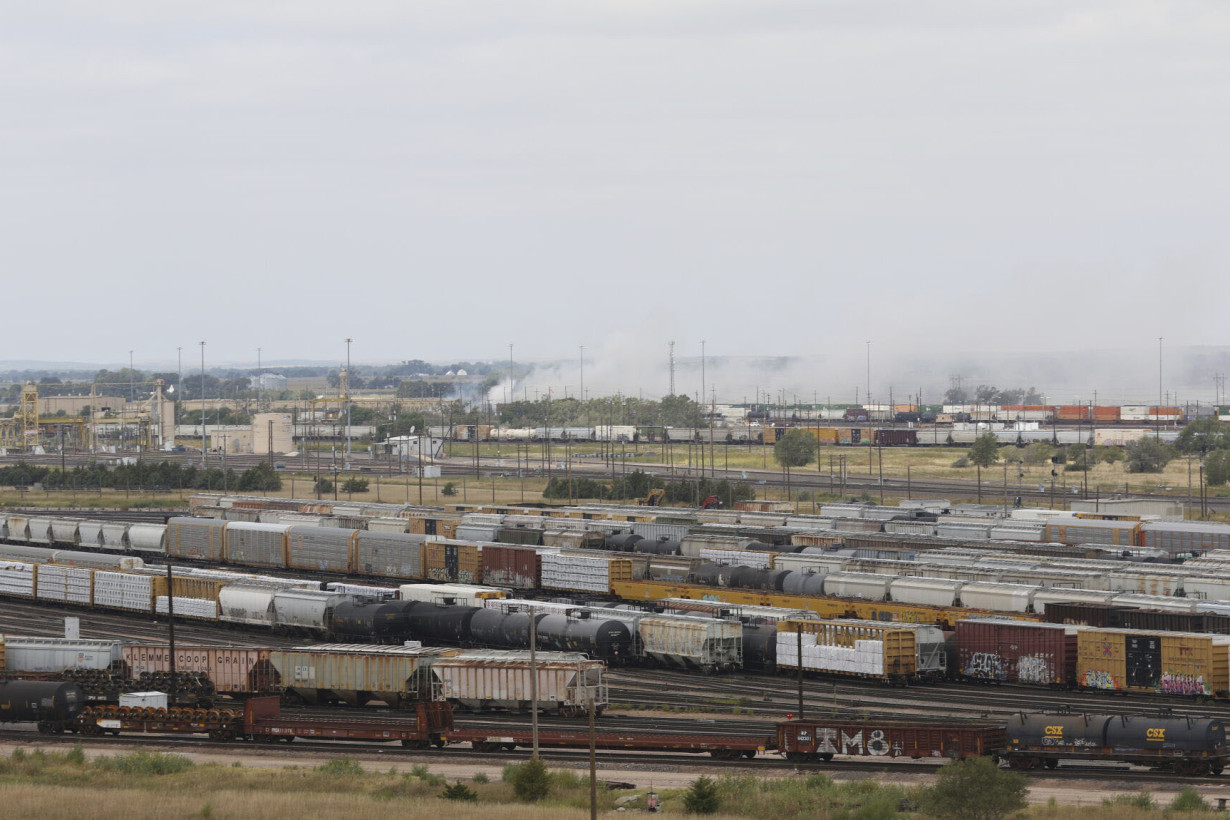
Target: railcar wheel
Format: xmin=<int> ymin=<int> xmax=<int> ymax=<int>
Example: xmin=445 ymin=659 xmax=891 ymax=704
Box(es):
xmin=1044 ymin=759 xmax=1058 ymax=770
xmin=742 ymin=751 xmax=756 ymax=759
xmin=820 ymin=753 xmax=834 ymax=762
xmin=401 ymin=740 xmax=429 ymax=750
xmin=1212 ymin=764 xmax=1224 ymax=775
xmin=785 ymin=752 xmax=807 ymax=763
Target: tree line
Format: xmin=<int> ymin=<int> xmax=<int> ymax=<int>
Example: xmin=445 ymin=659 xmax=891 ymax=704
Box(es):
xmin=0 ymin=461 xmax=282 ymax=493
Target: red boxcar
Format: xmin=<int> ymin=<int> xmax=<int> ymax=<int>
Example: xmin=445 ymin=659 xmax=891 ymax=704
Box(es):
xmin=480 ymin=545 xmax=541 ymax=589
xmin=955 ymin=619 xmax=1077 ymax=687
xmin=777 ymin=718 xmax=1005 ymax=762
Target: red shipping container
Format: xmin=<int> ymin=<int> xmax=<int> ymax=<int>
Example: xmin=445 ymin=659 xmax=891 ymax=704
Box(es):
xmin=480 ymin=545 xmax=541 ymax=589
xmin=1055 ymin=405 xmax=1089 ymax=421
xmin=1091 ymin=406 xmax=1121 ymax=421
xmin=955 ymin=619 xmax=1077 ymax=687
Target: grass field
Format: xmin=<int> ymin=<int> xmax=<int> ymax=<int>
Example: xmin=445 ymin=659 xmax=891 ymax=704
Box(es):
xmin=0 ymin=745 xmax=1212 ymax=819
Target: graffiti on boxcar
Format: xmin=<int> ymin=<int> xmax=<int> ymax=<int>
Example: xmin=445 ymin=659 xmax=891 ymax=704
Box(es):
xmin=963 ymin=652 xmax=1006 ymax=681
xmin=1083 ymin=669 xmax=1116 ymax=690
xmin=1016 ymin=654 xmax=1054 ymax=685
xmin=1159 ymin=671 xmax=1208 ymax=696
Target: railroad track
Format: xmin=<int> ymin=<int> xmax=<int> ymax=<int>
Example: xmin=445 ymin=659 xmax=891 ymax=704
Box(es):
xmin=1 ymin=726 xmax=1223 ymax=787
xmin=9 ymin=597 xmax=1230 ymax=726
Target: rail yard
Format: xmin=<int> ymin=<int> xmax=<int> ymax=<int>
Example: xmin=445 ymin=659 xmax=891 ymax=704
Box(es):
xmin=5 ymin=493 xmax=1230 ymax=799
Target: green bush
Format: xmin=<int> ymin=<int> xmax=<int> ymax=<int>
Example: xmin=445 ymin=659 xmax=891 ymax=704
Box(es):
xmin=1168 ymin=787 xmax=1208 ymax=812
xmin=441 ymin=782 xmax=478 ymax=802
xmin=950 ymin=457 xmax=969 ymax=468
xmin=341 ymin=477 xmax=369 ymax=493
xmin=1103 ymin=792 xmax=1155 ymax=809
xmin=683 ymin=775 xmax=721 ymax=814
xmin=442 ymin=482 xmax=458 ymax=496
xmin=316 ymin=758 xmax=363 ymax=777
xmin=505 ymin=758 xmax=550 ymax=802
xmin=315 ymin=477 xmax=335 ymax=493
xmin=919 ymin=757 xmax=1026 ymax=820
xmin=93 ymin=751 xmax=194 ymax=776
xmin=471 ymin=772 xmax=489 ymax=784
xmin=65 ymin=744 xmax=86 ymax=765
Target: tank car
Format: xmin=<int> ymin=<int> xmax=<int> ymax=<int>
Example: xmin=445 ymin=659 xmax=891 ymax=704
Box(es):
xmin=1004 ymin=711 xmax=1230 ymax=775
xmin=534 ymin=613 xmax=634 ymax=663
xmin=0 ymin=680 xmax=85 ymax=733
xmin=405 ymin=602 xmax=479 ymax=645
xmin=328 ymin=600 xmax=412 ymax=642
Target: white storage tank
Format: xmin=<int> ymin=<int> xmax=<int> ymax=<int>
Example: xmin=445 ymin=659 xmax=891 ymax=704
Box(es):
xmin=822 ymin=572 xmax=893 ymax=601
xmin=27 ymin=517 xmax=53 ymax=545
xmin=889 ymin=577 xmax=964 ymax=607
xmin=49 ymin=518 xmax=81 ymax=546
xmin=219 ymin=584 xmax=281 ymax=626
xmin=272 ymin=588 xmax=349 ymax=631
xmin=100 ymin=523 xmax=130 ymax=551
xmin=3 ymin=637 xmax=123 ymax=672
xmin=77 ymin=521 xmax=105 ymax=549
xmin=127 ymin=523 xmax=168 ymax=554
xmin=958 ymin=582 xmax=1038 ymax=613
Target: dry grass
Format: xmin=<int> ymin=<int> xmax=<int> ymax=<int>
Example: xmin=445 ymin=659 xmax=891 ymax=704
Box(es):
xmin=0 ymin=785 xmax=598 ymax=820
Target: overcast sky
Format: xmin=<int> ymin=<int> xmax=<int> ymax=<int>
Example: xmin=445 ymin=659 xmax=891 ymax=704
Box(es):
xmin=3 ymin=2 xmax=1228 ymax=400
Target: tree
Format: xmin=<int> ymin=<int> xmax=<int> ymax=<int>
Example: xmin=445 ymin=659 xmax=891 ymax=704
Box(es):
xmin=682 ymin=775 xmax=721 ymax=814
xmin=969 ymin=434 xmax=999 ymax=468
xmin=506 ymin=758 xmax=550 ymax=802
xmin=774 ymin=430 xmax=817 ymax=501
xmin=237 ymin=463 xmax=282 ymax=492
xmin=920 ymin=757 xmax=1027 ymax=820
xmin=774 ymin=430 xmax=818 ymax=470
xmin=1175 ymin=418 xmax=1230 ymax=454
xmin=1125 ymin=437 xmax=1174 ymax=473
xmin=1206 ymin=450 xmax=1230 ymax=487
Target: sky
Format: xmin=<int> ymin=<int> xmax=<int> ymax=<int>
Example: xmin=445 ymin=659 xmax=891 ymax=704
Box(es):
xmin=3 ymin=2 xmax=1228 ymax=402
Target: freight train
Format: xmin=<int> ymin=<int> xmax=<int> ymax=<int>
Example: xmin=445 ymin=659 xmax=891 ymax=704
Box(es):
xmin=2 ymin=679 xmax=1225 ymax=776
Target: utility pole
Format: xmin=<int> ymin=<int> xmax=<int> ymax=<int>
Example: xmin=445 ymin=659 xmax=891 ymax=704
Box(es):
xmin=865 ymin=340 xmax=871 ymax=409
xmin=1157 ymin=336 xmax=1163 ymax=440
xmin=199 ymin=341 xmax=206 ymax=468
xmin=668 ymin=341 xmax=675 ymax=396
xmin=344 ymin=338 xmax=353 ymax=461
xmin=579 ymin=345 xmax=585 ymax=402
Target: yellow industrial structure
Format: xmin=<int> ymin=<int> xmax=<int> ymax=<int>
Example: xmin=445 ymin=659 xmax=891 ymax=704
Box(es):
xmin=0 ymin=381 xmax=174 ymax=453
